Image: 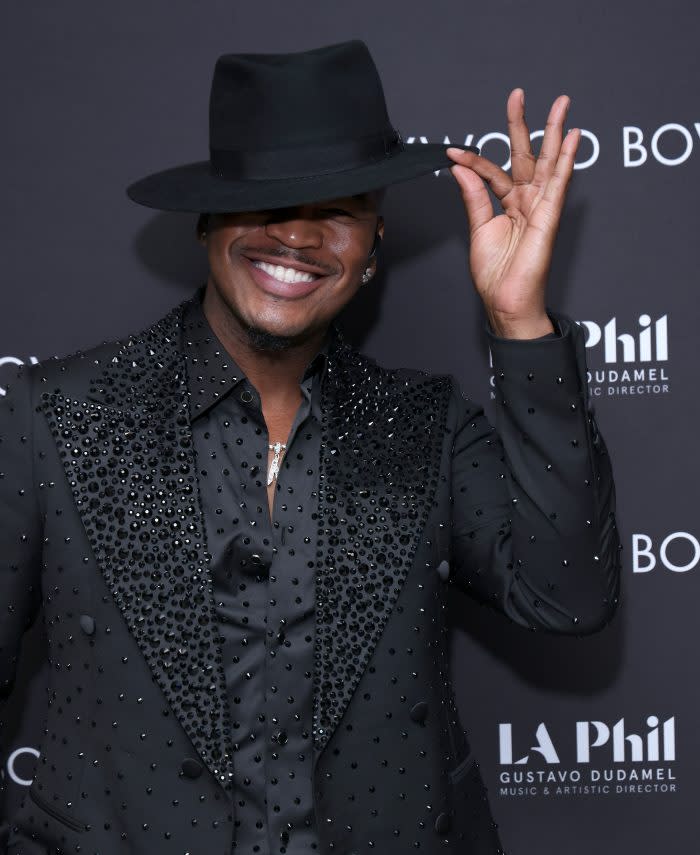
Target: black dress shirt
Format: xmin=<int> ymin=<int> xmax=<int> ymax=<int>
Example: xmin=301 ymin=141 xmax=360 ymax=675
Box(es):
xmin=183 ymin=295 xmax=325 ymax=854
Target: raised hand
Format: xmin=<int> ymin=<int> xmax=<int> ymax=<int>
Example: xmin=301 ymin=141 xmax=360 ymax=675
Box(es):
xmin=447 ymin=90 xmax=580 ymax=339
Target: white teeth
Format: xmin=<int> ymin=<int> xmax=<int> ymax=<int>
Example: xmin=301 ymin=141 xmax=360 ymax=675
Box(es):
xmin=252 ymin=260 xmax=318 ymax=284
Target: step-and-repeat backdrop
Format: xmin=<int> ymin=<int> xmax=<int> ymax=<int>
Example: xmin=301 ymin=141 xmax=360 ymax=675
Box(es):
xmin=1 ymin=2 xmax=697 ymax=852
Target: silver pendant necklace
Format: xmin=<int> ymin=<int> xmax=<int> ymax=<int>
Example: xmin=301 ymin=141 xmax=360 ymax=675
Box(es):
xmin=267 ymin=441 xmax=287 ymax=486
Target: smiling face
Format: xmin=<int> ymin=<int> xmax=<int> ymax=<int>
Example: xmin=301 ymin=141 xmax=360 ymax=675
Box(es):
xmin=201 ymin=192 xmax=384 ymax=350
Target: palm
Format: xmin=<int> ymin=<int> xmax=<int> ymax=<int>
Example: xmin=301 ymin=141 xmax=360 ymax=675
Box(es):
xmin=447 ymin=90 xmax=580 ymax=334
xmin=469 ymin=186 xmax=547 ymax=311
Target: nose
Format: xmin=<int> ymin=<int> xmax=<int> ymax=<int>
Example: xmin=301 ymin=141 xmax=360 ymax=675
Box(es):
xmin=263 ymin=206 xmax=323 ymax=249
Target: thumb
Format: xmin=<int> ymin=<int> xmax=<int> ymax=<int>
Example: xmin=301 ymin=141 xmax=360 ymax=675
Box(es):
xmin=450 ymin=165 xmax=494 ymax=235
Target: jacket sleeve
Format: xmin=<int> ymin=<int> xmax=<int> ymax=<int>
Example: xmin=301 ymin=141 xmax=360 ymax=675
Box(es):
xmin=448 ymin=313 xmax=621 ymax=634
xmin=0 ymin=364 xmax=43 ymax=833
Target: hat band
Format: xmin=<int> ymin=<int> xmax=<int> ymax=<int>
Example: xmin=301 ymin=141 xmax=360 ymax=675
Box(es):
xmin=210 ymin=128 xmax=403 ymax=181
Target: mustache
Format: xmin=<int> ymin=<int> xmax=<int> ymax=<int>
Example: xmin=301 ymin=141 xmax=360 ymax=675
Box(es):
xmin=238 ymin=244 xmax=337 ymax=276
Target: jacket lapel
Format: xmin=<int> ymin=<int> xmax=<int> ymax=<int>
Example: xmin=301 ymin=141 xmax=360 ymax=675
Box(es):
xmin=312 ymin=335 xmax=451 ymax=756
xmin=38 ymin=296 xmax=235 ymax=791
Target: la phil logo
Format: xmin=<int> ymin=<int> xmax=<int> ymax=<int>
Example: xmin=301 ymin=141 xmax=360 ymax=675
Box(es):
xmin=578 ymin=314 xmax=670 ymax=398
xmin=500 ymin=716 xmax=675 ymax=765
xmin=497 ymin=716 xmax=678 ymax=799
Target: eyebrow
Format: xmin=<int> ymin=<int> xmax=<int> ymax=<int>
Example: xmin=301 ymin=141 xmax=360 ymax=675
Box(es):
xmin=350 ymin=192 xmax=376 ymax=207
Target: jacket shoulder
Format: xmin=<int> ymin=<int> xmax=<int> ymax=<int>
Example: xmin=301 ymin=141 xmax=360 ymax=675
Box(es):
xmin=343 ymin=344 xmax=453 ymax=392
xmin=32 ymin=298 xmax=190 ymax=399
xmin=34 ymin=339 xmax=124 ymax=395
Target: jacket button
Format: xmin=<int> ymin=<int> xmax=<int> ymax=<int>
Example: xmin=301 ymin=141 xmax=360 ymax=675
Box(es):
xmin=436 ymin=560 xmax=450 ymax=581
xmin=79 ymin=615 xmax=96 ymax=636
xmin=181 ymin=758 xmax=203 ymax=779
xmin=434 ymin=811 xmax=451 ymax=833
xmin=409 ymin=701 xmax=428 ymax=723
xmin=274 ymin=729 xmax=288 ymax=745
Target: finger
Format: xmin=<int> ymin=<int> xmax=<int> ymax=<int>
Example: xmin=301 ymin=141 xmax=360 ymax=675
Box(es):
xmin=449 ymin=163 xmax=495 ymax=235
xmin=533 ymin=94 xmax=570 ymax=186
xmin=507 ymin=88 xmax=536 ymax=185
xmin=446 ymin=147 xmax=514 ymax=200
xmin=538 ymin=128 xmax=581 ymax=219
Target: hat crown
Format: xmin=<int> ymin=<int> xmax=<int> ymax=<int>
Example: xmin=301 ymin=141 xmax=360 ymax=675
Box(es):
xmin=209 ymin=41 xmax=396 ymax=166
xmin=125 ymin=39 xmax=463 ymax=212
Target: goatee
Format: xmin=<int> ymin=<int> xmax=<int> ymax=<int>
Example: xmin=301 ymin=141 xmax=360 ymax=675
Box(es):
xmin=244 ymin=324 xmax=300 ymax=353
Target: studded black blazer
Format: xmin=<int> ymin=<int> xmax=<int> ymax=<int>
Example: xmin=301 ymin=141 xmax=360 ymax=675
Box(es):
xmin=0 ymin=291 xmax=620 ymax=854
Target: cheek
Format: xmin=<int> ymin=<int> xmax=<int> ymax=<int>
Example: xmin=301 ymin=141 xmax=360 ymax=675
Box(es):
xmin=327 ymin=227 xmax=373 ymax=273
xmin=315 ymin=277 xmax=363 ymax=313
xmin=307 ymin=231 xmax=371 ymax=310
xmin=207 ymin=234 xmax=250 ymax=284
xmin=208 ymin=247 xmax=228 ymax=281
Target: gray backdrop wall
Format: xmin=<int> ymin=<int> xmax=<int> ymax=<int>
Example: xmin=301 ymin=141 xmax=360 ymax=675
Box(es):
xmin=1 ymin=2 xmax=698 ymax=852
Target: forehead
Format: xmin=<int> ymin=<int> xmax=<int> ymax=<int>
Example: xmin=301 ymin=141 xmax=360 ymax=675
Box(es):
xmin=315 ymin=190 xmax=382 ymax=208
xmin=207 ymin=189 xmax=384 ymax=223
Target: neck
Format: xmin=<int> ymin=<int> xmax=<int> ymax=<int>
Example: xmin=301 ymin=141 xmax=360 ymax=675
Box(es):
xmin=201 ymin=282 xmax=328 ymax=406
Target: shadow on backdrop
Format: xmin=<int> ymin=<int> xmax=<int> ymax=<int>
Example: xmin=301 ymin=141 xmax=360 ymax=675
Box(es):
xmin=449 ymin=590 xmax=624 ymax=695
xmin=133 ymin=212 xmax=209 ymax=291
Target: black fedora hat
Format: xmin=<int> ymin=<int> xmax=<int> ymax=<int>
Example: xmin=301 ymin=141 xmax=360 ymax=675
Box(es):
xmin=126 ymin=40 xmax=477 ymax=213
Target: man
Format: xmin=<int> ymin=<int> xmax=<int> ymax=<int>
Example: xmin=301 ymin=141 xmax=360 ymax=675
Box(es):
xmin=0 ymin=40 xmax=619 ymax=855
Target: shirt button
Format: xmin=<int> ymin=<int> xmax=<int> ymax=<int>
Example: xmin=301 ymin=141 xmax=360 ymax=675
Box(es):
xmin=436 ymin=560 xmax=450 ymax=581
xmin=409 ymin=701 xmax=428 ymax=723
xmin=240 ymin=389 xmax=254 ymax=403
xmin=79 ymin=615 xmax=96 ymax=636
xmin=434 ymin=811 xmax=451 ymax=833
xmin=181 ymin=758 xmax=203 ymax=779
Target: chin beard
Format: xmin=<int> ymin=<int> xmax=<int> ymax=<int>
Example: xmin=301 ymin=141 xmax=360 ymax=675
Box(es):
xmin=244 ymin=324 xmax=301 ymax=353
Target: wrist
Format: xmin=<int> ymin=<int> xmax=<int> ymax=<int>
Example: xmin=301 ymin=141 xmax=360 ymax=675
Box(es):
xmin=486 ymin=309 xmax=555 ymax=340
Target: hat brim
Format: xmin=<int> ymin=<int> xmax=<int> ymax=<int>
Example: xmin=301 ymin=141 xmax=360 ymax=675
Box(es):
xmin=125 ymin=144 xmax=475 ymax=213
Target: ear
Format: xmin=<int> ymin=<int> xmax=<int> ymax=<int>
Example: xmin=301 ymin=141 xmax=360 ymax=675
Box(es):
xmin=368 ymin=216 xmax=384 ymax=260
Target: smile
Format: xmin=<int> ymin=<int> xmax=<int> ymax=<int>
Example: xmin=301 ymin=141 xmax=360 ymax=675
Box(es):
xmin=251 ymin=260 xmax=319 ymax=284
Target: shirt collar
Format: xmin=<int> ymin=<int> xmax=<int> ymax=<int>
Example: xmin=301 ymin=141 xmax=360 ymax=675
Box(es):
xmin=182 ymin=287 xmax=330 ymax=421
